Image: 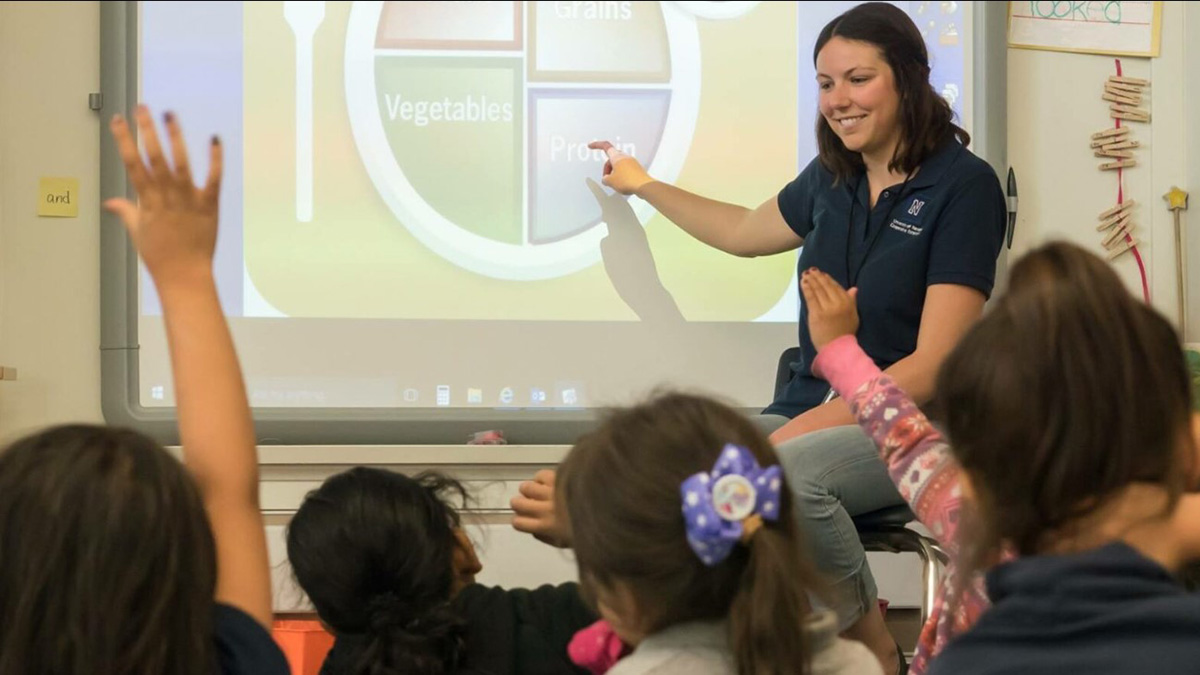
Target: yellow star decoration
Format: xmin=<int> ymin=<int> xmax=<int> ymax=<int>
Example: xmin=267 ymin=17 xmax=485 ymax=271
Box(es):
xmin=1164 ymin=186 xmax=1189 ymax=211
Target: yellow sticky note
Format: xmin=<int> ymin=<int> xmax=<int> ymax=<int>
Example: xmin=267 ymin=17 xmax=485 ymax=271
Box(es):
xmin=38 ymin=177 xmax=80 ymax=217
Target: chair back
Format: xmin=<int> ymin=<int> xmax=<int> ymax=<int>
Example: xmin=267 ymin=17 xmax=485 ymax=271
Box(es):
xmin=774 ymin=346 xmax=837 ymax=404
xmin=774 ymin=346 xmax=802 ymax=401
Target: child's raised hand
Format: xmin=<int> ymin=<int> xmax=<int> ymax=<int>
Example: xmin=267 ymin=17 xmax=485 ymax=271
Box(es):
xmin=104 ymin=106 xmax=221 ymax=288
xmin=801 ymin=268 xmax=859 ymax=351
xmin=511 ymin=469 xmax=572 ymax=548
xmin=107 ymin=106 xmax=276 ymax=629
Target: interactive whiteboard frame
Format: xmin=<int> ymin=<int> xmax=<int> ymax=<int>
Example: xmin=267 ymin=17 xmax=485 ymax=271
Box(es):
xmin=100 ymin=1 xmax=1009 ymax=449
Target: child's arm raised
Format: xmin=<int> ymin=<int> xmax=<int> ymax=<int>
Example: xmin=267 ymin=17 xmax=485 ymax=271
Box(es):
xmin=511 ymin=469 xmax=572 ymax=548
xmin=801 ymin=269 xmax=964 ymax=551
xmin=105 ymin=107 xmax=273 ymax=628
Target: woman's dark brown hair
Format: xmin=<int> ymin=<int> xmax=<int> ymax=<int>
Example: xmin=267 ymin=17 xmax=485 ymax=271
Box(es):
xmin=814 ymin=2 xmax=969 ymax=183
xmin=558 ymin=392 xmax=824 ymax=675
xmin=0 ymin=424 xmax=218 ymax=675
xmin=935 ymin=241 xmax=1194 ymax=576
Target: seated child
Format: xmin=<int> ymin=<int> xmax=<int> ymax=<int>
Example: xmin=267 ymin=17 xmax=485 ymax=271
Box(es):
xmin=0 ymin=107 xmax=289 ymax=674
xmin=555 ymin=391 xmax=882 ymax=675
xmin=287 ymin=466 xmax=597 ymax=675
xmin=800 ymin=241 xmax=1200 ymax=674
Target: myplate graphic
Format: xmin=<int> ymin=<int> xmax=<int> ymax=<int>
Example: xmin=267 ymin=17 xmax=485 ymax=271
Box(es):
xmin=345 ymin=2 xmax=751 ymax=280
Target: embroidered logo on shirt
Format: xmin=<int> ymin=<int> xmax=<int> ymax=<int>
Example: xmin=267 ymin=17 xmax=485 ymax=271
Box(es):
xmin=889 ymin=219 xmax=923 ymax=236
xmin=907 ymin=198 xmax=925 ymax=216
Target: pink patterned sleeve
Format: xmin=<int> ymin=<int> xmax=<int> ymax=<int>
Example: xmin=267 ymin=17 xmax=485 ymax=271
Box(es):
xmin=811 ymin=336 xmax=963 ymax=551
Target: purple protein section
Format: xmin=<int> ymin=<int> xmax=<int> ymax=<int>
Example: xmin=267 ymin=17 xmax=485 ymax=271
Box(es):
xmin=529 ymin=89 xmax=671 ymax=244
xmin=140 ymin=1 xmax=244 ymax=316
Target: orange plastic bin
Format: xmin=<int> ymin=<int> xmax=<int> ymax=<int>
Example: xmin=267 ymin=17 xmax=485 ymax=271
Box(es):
xmin=272 ymin=618 xmax=335 ymax=675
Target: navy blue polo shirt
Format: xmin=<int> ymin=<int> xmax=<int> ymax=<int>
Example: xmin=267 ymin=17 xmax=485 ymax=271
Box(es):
xmin=765 ymin=137 xmax=1005 ymax=418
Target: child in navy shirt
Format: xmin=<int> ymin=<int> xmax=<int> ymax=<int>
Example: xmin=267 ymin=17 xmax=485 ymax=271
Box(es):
xmin=0 ymin=108 xmax=288 ymax=675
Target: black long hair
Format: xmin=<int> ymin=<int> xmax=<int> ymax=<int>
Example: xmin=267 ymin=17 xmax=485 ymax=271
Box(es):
xmin=287 ymin=467 xmax=471 ymax=675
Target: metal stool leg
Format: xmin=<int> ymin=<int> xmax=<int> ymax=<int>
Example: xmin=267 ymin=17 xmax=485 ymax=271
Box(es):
xmin=914 ymin=535 xmax=943 ymax=627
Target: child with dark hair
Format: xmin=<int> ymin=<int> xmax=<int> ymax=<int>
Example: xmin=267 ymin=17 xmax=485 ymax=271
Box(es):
xmin=0 ymin=108 xmax=288 ymax=674
xmin=800 ymin=241 xmax=1200 ymax=675
xmin=286 ymin=466 xmax=597 ymax=675
xmin=555 ymin=392 xmax=881 ymax=675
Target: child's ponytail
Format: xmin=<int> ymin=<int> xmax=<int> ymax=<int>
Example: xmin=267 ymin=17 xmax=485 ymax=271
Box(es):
xmin=353 ymin=595 xmax=467 ymax=675
xmin=729 ymin=523 xmax=818 ymax=675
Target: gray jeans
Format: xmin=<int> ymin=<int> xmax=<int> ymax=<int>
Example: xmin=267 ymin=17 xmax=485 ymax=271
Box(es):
xmin=754 ymin=417 xmax=906 ymax=630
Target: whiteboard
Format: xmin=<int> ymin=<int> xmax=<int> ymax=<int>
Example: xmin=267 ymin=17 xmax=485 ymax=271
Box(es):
xmin=99 ymin=1 xmax=1008 ymax=447
xmin=1008 ymin=1 xmax=1161 ymax=57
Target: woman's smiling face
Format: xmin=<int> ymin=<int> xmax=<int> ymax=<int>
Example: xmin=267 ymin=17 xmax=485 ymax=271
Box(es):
xmin=816 ymin=36 xmax=902 ymax=162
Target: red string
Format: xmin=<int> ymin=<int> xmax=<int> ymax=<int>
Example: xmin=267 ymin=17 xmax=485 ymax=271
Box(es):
xmin=1114 ymin=58 xmax=1151 ymax=303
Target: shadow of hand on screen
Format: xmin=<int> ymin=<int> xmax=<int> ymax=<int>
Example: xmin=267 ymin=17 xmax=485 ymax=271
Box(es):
xmin=588 ymin=177 xmax=684 ymax=324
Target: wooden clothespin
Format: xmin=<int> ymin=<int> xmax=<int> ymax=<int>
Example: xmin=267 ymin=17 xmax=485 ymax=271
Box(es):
xmin=1097 ymin=210 xmax=1132 ymax=232
xmin=1104 ymin=81 xmax=1143 ymax=95
xmin=1091 ymin=127 xmax=1129 ymax=140
xmin=1102 ymin=91 xmax=1141 ymax=106
xmin=1101 ymin=140 xmax=1140 ymax=151
xmin=1098 ymin=199 xmax=1136 ymax=220
xmin=1164 ymin=186 xmax=1190 ymax=328
xmin=1106 ymin=82 xmax=1146 ymax=96
xmin=1109 ymin=75 xmax=1150 ymax=87
xmin=1089 ymin=137 xmax=1140 ymax=151
xmin=1107 ymin=237 xmax=1139 ymax=260
xmin=1110 ymin=109 xmax=1151 ymax=123
xmin=1100 ymin=159 xmax=1137 ymax=171
xmin=1102 ymin=219 xmax=1135 ymax=247
xmin=1110 ymin=103 xmax=1149 ymax=115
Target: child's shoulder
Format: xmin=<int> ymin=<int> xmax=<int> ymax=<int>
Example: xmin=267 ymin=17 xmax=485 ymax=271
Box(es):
xmin=811 ymin=636 xmax=884 ymax=675
xmin=806 ymin=610 xmax=885 ymax=675
xmin=607 ymin=621 xmax=733 ymax=675
xmin=454 ymin=582 xmax=597 ymax=673
xmin=455 ymin=582 xmax=587 ymax=619
xmin=213 ymin=604 xmax=290 ymax=675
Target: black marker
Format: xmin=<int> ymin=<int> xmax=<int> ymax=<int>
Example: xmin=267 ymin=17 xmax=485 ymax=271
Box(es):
xmin=1006 ymin=167 xmax=1018 ymax=250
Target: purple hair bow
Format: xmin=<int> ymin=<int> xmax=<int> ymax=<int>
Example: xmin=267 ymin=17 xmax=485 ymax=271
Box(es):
xmin=680 ymin=444 xmax=783 ymax=566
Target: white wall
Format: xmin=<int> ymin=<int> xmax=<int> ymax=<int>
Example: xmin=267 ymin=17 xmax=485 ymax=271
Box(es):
xmin=1186 ymin=4 xmax=1200 ymax=344
xmin=1007 ymin=1 xmax=1194 ymax=336
xmin=0 ymin=1 xmax=105 ymax=440
xmin=2 ymin=1 xmax=1196 ymax=612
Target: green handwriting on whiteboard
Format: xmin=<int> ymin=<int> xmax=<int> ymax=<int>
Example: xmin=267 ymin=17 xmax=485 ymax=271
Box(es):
xmin=1028 ymin=1 xmax=1122 ymax=23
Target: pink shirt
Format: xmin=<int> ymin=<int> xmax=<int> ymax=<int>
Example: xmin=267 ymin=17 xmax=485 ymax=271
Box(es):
xmin=813 ymin=335 xmax=989 ymax=675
